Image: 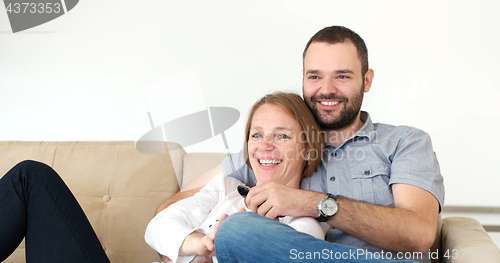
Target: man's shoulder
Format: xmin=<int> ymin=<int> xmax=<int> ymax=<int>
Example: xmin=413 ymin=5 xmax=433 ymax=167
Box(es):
xmin=372 ymin=122 xmax=429 ymax=139
xmin=361 ymin=112 xmax=430 ymax=141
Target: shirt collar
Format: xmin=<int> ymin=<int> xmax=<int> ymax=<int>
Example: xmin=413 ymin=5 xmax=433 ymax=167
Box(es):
xmin=356 ymin=111 xmax=375 ymax=141
xmin=324 ymin=111 xmax=375 ymax=149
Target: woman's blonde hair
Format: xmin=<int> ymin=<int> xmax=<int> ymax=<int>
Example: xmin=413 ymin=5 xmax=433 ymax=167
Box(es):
xmin=244 ymin=92 xmax=324 ymax=178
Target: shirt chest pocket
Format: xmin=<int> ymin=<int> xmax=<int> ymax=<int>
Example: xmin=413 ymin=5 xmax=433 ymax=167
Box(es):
xmin=349 ymin=162 xmax=394 ymax=206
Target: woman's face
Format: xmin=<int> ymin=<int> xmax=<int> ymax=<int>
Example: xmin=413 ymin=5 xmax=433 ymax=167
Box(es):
xmin=247 ymin=104 xmax=307 ymax=188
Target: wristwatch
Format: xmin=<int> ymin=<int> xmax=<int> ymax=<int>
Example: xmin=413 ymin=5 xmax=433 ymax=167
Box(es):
xmin=316 ymin=194 xmax=338 ymax=222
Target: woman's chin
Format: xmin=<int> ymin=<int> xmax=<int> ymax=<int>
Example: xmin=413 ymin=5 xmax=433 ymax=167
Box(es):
xmin=254 ymin=175 xmax=276 ymax=185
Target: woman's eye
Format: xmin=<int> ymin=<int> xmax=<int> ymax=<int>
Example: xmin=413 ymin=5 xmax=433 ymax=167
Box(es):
xmin=251 ymin=133 xmax=262 ymax=139
xmin=277 ymin=134 xmax=289 ymax=139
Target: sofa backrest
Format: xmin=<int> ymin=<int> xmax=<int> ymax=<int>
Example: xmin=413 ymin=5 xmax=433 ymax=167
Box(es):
xmin=181 ymin=152 xmax=229 ymax=189
xmin=0 ymin=141 xmax=184 ymax=263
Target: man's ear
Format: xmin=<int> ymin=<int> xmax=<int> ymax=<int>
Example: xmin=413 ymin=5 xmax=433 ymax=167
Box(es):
xmin=363 ymin=69 xmax=374 ymax=93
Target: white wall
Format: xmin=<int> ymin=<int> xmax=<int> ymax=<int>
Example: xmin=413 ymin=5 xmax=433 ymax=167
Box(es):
xmin=1 ymin=0 xmax=499 ymax=207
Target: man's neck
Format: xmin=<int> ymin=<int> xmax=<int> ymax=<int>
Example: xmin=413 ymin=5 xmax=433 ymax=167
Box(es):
xmin=324 ymin=112 xmax=365 ymax=147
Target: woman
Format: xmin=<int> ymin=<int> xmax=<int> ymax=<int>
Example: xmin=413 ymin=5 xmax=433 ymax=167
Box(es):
xmin=145 ymin=92 xmax=326 ymax=263
xmin=0 ymin=160 xmax=110 ymax=262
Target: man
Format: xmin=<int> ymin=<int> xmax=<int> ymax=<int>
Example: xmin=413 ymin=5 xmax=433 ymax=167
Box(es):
xmin=156 ymin=26 xmax=444 ymax=262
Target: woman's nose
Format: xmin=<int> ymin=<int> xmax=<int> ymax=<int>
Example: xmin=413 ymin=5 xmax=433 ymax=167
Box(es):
xmin=259 ymin=135 xmax=275 ymax=151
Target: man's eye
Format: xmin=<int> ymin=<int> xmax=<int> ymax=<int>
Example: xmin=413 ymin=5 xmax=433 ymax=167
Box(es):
xmin=338 ymin=75 xmax=348 ymax=79
xmin=309 ymin=76 xmax=319 ymax=80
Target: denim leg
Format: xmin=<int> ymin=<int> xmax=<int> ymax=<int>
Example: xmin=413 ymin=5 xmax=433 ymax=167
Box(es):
xmin=0 ymin=160 xmax=109 ymax=263
xmin=214 ymin=212 xmax=415 ymax=263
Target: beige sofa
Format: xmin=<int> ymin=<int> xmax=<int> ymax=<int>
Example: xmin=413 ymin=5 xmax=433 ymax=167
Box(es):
xmin=1 ymin=141 xmax=498 ymax=263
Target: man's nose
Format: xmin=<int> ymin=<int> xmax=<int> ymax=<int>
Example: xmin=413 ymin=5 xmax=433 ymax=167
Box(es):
xmin=322 ymin=77 xmax=337 ymax=94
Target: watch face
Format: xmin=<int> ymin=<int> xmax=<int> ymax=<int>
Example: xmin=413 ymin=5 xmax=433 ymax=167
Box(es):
xmin=322 ymin=199 xmax=338 ymax=216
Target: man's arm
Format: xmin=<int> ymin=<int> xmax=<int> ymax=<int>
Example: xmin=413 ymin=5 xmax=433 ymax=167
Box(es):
xmin=245 ymin=182 xmax=439 ymax=253
xmin=155 ymin=164 xmax=225 ymax=215
xmin=155 ymin=186 xmax=203 ymax=215
xmin=329 ymin=184 xmax=439 ymax=253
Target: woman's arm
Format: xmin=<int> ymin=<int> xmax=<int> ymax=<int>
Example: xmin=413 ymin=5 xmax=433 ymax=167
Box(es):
xmin=145 ymin=173 xmax=226 ymax=262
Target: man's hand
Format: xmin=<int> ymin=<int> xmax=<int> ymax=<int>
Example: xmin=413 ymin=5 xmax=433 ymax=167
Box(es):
xmin=245 ymin=182 xmax=324 ymax=219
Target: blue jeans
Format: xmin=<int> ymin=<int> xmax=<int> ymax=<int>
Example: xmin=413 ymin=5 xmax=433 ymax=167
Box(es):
xmin=0 ymin=160 xmax=110 ymax=263
xmin=214 ymin=212 xmax=415 ymax=263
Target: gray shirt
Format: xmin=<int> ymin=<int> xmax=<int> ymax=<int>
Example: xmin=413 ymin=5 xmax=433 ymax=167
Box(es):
xmin=222 ymin=111 xmax=445 ymax=262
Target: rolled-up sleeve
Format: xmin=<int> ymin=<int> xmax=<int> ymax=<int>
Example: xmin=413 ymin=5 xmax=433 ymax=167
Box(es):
xmin=388 ymin=128 xmax=445 ymax=210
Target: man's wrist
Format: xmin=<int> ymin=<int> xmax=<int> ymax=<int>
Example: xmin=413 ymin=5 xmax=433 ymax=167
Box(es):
xmin=316 ymin=193 xmax=339 ymax=222
xmin=309 ymin=192 xmax=328 ymax=217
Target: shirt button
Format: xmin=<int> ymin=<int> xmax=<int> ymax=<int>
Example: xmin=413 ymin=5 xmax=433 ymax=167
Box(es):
xmin=364 ymin=170 xmax=371 ymax=175
xmin=330 ymin=176 xmax=336 ymax=181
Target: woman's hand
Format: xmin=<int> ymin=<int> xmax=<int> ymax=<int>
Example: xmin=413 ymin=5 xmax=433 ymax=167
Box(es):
xmin=180 ymin=214 xmax=228 ymax=257
xmin=190 ymin=255 xmax=213 ymax=263
xmin=196 ymin=214 xmax=228 ymax=256
xmin=160 ymin=254 xmax=173 ymax=263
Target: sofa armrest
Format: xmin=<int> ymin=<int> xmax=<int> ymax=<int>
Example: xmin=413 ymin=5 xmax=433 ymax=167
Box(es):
xmin=441 ymin=217 xmax=499 ymax=263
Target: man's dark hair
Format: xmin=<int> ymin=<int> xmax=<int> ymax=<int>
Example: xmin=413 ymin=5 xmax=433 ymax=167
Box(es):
xmin=302 ymin=26 xmax=369 ymax=76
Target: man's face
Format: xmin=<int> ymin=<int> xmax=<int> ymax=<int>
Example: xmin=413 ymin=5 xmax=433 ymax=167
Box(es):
xmin=302 ymin=41 xmax=371 ymax=131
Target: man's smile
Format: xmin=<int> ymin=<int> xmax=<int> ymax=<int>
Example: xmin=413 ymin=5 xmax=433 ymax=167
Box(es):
xmin=319 ymin=101 xmax=340 ymax=106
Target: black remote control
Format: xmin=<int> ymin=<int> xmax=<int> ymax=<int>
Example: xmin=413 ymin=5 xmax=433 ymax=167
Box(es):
xmin=237 ymin=185 xmax=284 ymax=218
xmin=237 ymin=185 xmax=251 ymax=198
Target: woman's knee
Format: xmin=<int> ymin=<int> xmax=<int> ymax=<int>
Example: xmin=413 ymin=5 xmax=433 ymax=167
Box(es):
xmin=220 ymin=212 xmax=260 ymax=231
xmin=11 ymin=160 xmax=59 ymax=182
xmin=217 ymin=212 xmax=256 ymax=240
xmin=15 ymin=160 xmax=51 ymax=170
xmin=217 ymin=212 xmax=281 ymax=240
xmin=215 ymin=213 xmax=262 ymax=256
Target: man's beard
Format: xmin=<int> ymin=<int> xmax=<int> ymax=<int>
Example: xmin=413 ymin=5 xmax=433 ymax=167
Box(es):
xmin=305 ymin=85 xmax=364 ymax=131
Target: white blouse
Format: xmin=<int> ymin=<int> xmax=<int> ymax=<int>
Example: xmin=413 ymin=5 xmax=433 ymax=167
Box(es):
xmin=145 ymin=173 xmax=328 ymax=263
